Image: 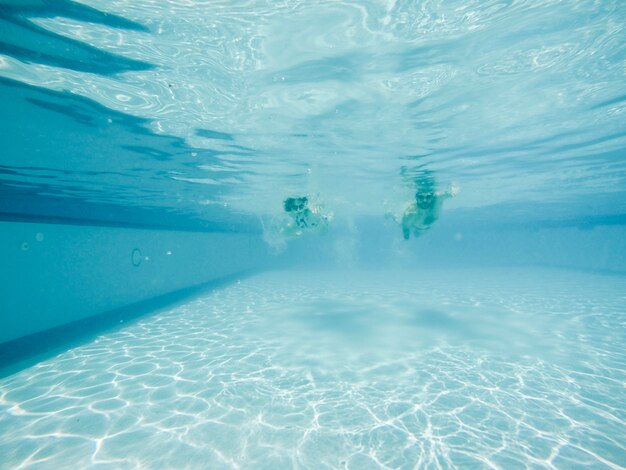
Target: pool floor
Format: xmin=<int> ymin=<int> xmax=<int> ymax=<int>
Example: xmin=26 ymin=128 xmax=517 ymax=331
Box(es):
xmin=1 ymin=269 xmax=624 ymax=469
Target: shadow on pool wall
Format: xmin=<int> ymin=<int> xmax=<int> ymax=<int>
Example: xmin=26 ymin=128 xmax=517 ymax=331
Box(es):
xmin=272 ymin=211 xmax=626 ymax=274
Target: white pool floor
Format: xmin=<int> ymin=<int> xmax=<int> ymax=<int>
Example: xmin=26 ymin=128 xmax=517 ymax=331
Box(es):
xmin=1 ymin=268 xmax=625 ymax=469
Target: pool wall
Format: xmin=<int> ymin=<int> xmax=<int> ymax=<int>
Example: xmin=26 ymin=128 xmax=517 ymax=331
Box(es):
xmin=0 ymin=221 xmax=267 ymax=345
xmin=2 ymin=214 xmax=624 ymax=365
xmin=274 ymin=215 xmax=626 ymax=273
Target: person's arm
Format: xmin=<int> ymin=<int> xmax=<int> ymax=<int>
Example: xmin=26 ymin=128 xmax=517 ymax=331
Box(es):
xmin=437 ymin=182 xmax=459 ymax=199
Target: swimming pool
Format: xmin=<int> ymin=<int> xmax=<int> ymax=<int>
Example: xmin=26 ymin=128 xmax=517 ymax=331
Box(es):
xmin=1 ymin=1 xmax=625 ymax=468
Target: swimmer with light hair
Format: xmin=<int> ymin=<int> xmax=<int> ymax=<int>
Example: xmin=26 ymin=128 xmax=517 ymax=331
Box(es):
xmin=391 ymin=179 xmax=458 ymax=240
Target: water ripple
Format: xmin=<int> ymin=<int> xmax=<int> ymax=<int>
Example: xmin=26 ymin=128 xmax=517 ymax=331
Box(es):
xmin=1 ymin=0 xmax=625 ymax=219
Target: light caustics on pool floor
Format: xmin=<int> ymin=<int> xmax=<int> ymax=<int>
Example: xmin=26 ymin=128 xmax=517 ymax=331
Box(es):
xmin=0 ymin=269 xmax=624 ymax=469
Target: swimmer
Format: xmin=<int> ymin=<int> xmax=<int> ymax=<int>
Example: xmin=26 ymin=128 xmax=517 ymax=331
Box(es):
xmin=392 ymin=181 xmax=458 ymax=240
xmin=282 ymin=196 xmax=332 ymax=237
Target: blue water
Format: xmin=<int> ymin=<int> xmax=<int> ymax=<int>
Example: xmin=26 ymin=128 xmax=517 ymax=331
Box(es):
xmin=1 ymin=0 xmax=625 ymax=468
xmin=1 ymin=270 xmax=625 ymax=468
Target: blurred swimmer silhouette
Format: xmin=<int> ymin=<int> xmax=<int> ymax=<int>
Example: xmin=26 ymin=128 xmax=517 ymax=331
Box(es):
xmin=282 ymin=196 xmax=333 ymax=237
xmin=390 ymin=175 xmax=458 ymax=240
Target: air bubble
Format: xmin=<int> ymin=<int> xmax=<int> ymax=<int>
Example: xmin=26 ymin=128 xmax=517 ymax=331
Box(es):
xmin=35 ymin=232 xmax=44 ymax=242
xmin=21 ymin=242 xmax=29 ymax=251
xmin=131 ymin=248 xmax=142 ymax=266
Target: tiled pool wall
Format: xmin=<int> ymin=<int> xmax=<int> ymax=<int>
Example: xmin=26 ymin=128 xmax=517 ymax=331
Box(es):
xmin=1 ymin=217 xmax=624 ymax=356
xmin=0 ymin=221 xmax=268 ymax=345
xmin=276 ymin=215 xmax=626 ymax=273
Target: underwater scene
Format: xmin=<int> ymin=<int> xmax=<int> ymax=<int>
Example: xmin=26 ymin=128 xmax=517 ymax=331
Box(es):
xmin=0 ymin=0 xmax=625 ymax=468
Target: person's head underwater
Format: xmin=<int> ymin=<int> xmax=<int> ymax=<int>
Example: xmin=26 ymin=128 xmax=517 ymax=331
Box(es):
xmin=413 ymin=174 xmax=436 ymax=209
xmin=280 ymin=195 xmax=332 ymax=235
xmin=415 ymin=191 xmax=435 ymax=209
xmin=283 ymin=196 xmax=308 ymax=213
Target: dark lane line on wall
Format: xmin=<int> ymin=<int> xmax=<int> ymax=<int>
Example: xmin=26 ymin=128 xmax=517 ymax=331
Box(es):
xmin=0 ymin=270 xmax=259 ymax=378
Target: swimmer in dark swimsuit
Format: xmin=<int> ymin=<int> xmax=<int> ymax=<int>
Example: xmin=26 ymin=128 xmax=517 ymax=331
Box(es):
xmin=282 ymin=196 xmax=332 ymax=237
